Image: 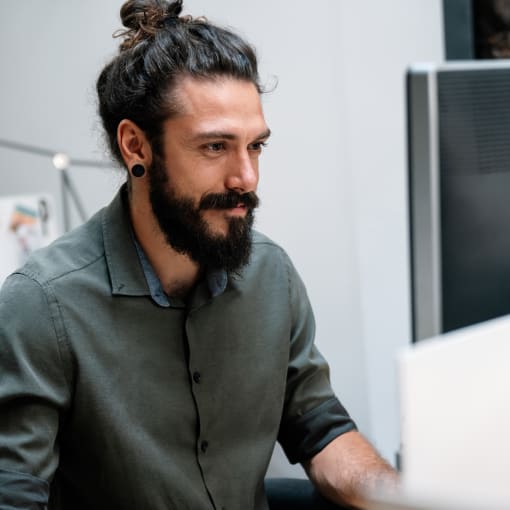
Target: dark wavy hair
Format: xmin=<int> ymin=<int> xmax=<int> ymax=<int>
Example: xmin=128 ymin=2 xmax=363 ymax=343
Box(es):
xmin=97 ymin=0 xmax=261 ymax=166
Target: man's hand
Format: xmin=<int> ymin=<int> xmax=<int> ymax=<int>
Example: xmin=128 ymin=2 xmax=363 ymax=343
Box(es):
xmin=302 ymin=430 xmax=399 ymax=509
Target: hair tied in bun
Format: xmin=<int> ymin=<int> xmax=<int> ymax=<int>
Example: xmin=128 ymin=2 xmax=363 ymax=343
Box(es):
xmin=114 ymin=0 xmax=186 ymax=51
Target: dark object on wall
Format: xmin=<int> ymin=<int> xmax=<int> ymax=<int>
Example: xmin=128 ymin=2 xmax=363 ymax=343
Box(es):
xmin=474 ymin=0 xmax=510 ymax=58
xmin=407 ymin=61 xmax=510 ymax=342
xmin=443 ymin=0 xmax=510 ymax=59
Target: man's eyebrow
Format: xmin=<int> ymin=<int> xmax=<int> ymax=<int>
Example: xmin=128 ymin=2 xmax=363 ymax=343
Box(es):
xmin=192 ymin=128 xmax=272 ymax=142
xmin=255 ymin=128 xmax=271 ymax=140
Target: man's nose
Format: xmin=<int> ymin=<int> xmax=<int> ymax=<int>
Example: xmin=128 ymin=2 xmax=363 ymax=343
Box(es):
xmin=225 ymin=151 xmax=259 ymax=193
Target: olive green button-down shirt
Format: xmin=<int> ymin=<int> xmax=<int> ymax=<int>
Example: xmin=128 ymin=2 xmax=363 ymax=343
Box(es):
xmin=0 ymin=189 xmax=355 ymax=510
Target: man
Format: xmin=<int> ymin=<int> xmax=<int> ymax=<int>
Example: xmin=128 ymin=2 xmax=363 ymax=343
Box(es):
xmin=0 ymin=1 xmax=397 ymax=508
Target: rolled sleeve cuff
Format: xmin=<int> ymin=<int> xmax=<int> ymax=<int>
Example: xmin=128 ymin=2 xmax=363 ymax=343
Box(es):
xmin=0 ymin=468 xmax=49 ymax=510
xmin=278 ymin=397 xmax=357 ymax=464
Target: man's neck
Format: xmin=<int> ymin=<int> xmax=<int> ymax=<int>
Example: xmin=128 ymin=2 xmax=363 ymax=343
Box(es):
xmin=129 ymin=196 xmax=201 ymax=299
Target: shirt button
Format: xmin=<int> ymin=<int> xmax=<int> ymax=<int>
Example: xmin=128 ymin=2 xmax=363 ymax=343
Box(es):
xmin=200 ymin=440 xmax=209 ymax=453
xmin=193 ymin=371 xmax=201 ymax=384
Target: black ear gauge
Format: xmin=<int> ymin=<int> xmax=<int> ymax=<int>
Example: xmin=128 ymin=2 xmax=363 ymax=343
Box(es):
xmin=131 ymin=164 xmax=146 ymax=178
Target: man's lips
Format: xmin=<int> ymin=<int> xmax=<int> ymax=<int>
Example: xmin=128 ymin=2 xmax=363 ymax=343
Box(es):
xmin=204 ymin=202 xmax=247 ymax=214
xmin=226 ymin=203 xmax=247 ymax=215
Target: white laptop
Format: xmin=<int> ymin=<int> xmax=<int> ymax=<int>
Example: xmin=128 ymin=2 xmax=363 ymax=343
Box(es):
xmin=369 ymin=315 xmax=510 ymax=510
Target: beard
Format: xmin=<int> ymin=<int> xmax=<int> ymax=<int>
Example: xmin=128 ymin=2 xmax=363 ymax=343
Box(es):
xmin=148 ymin=156 xmax=259 ymax=274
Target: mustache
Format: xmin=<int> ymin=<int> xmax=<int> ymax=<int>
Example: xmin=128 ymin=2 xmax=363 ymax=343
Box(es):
xmin=199 ymin=191 xmax=260 ymax=211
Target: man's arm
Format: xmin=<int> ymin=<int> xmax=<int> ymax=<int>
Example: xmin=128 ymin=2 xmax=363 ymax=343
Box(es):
xmin=0 ymin=273 xmax=70 ymax=508
xmin=303 ymin=430 xmax=399 ymax=509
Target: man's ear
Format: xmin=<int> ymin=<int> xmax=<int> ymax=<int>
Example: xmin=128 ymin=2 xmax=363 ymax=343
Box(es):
xmin=117 ymin=119 xmax=153 ymax=170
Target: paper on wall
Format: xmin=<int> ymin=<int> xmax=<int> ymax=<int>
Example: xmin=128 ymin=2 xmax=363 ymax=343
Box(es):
xmin=0 ymin=194 xmax=59 ymax=287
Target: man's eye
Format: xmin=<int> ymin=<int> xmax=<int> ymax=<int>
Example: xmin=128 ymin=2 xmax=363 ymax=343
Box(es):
xmin=249 ymin=141 xmax=267 ymax=152
xmin=207 ymin=142 xmax=225 ymax=152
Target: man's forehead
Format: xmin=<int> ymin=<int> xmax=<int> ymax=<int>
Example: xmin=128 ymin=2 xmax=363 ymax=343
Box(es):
xmin=173 ymin=75 xmax=262 ymax=114
xmin=167 ymin=76 xmax=268 ymax=138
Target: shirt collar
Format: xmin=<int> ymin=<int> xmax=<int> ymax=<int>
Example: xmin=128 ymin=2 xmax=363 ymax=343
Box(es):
xmin=132 ymin=227 xmax=229 ymax=310
xmin=206 ymin=269 xmax=229 ymax=298
xmin=134 ymin=238 xmax=228 ymax=308
xmin=133 ymin=239 xmax=172 ymax=307
xmin=103 ymin=187 xmax=150 ymax=297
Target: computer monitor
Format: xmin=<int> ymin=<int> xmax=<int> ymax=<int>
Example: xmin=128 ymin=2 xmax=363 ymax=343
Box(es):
xmin=407 ymin=61 xmax=510 ymax=342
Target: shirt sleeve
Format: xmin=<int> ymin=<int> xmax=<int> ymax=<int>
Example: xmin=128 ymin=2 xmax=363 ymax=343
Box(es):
xmin=0 ymin=273 xmax=71 ymax=508
xmin=277 ymin=257 xmax=357 ymax=464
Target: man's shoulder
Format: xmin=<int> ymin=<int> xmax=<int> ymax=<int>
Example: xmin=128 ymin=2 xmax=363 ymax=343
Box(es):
xmin=17 ymin=208 xmax=105 ymax=286
xmin=235 ymin=230 xmax=308 ymax=306
xmin=250 ymin=230 xmax=290 ymax=261
xmin=251 ymin=230 xmax=286 ymax=251
xmin=244 ymin=230 xmax=300 ymax=280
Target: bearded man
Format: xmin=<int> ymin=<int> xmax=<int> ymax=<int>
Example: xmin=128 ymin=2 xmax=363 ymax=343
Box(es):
xmin=0 ymin=1 xmax=397 ymax=509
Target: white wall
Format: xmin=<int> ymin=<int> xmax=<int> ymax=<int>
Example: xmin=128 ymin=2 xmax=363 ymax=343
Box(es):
xmin=0 ymin=1 xmax=443 ymax=476
xmin=335 ymin=1 xmax=444 ymax=464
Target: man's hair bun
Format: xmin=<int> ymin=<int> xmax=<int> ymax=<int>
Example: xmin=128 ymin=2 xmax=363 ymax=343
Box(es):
xmin=116 ymin=0 xmax=185 ymax=51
